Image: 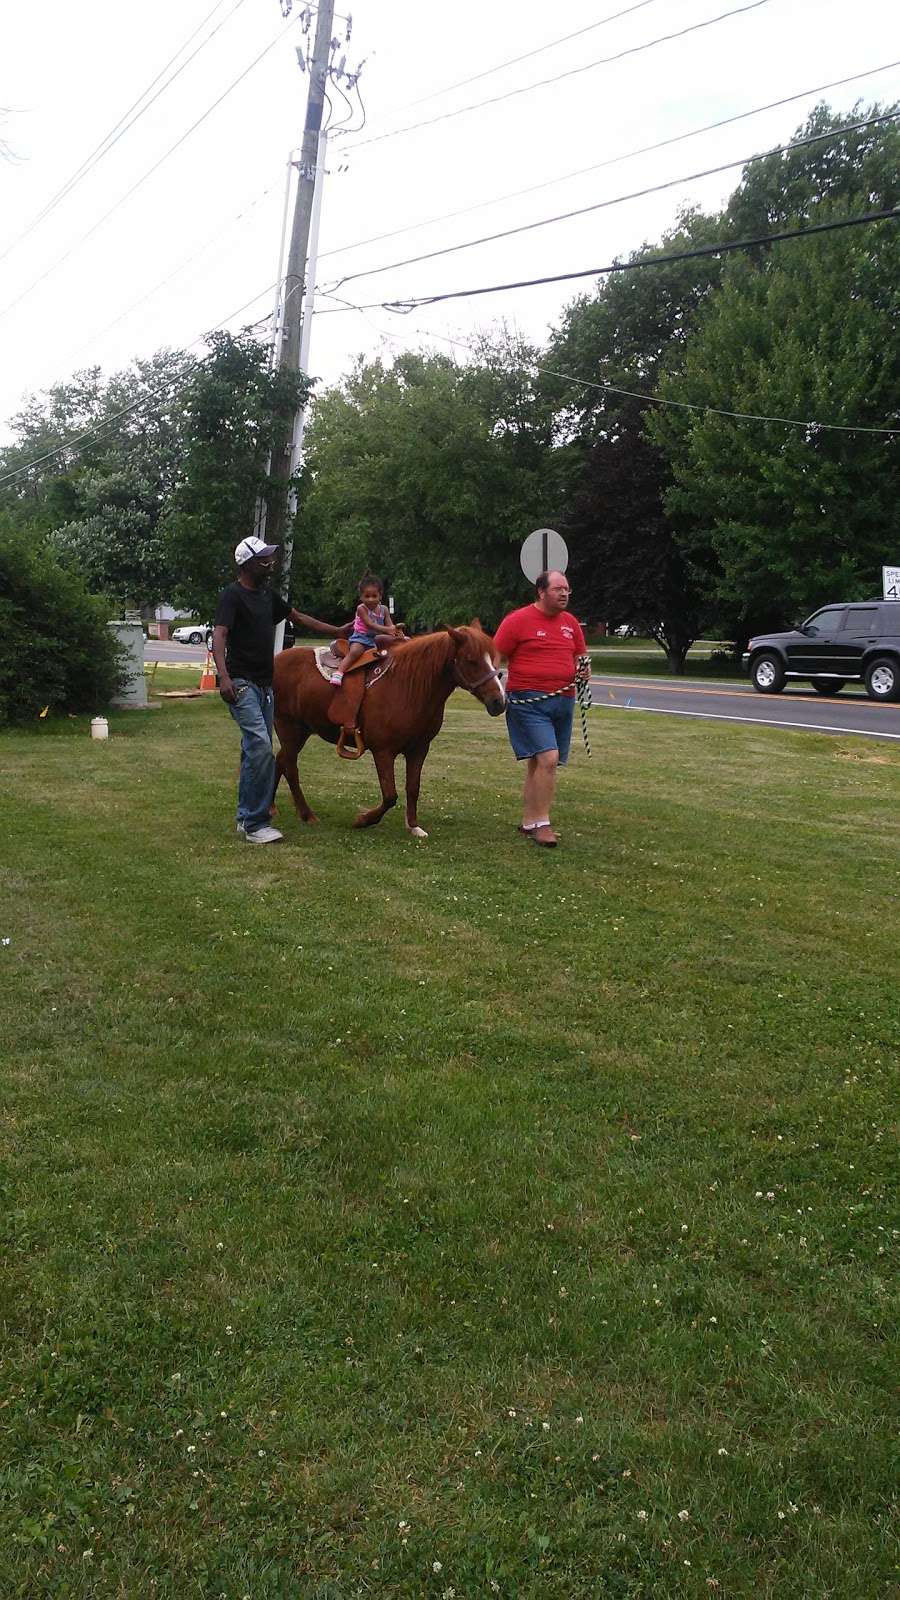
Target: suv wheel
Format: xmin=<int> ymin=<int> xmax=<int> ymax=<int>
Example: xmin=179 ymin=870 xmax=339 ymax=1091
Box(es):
xmin=811 ymin=678 xmax=844 ymax=694
xmin=205 ymin=630 xmax=214 ymax=651
xmin=864 ymin=656 xmax=900 ymax=703
xmin=751 ymin=652 xmax=785 ymax=694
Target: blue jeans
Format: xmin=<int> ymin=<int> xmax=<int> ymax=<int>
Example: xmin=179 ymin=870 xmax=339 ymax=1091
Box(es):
xmin=228 ymin=678 xmax=275 ymax=833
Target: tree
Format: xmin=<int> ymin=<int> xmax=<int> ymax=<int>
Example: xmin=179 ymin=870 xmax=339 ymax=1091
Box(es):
xmin=0 ymin=517 xmax=123 ymax=724
xmin=49 ymin=466 xmax=174 ymax=608
xmin=549 ymin=100 xmax=900 ymax=655
xmin=1 ymin=352 xmax=191 ymax=606
xmin=563 ymin=405 xmax=706 ymax=670
xmin=295 ymin=340 xmax=555 ymax=629
xmin=1 ymin=335 xmax=297 ymax=620
xmin=545 ymin=208 xmax=725 ymax=433
xmin=161 ymin=331 xmax=306 ymax=621
xmin=648 ymin=218 xmax=900 ymax=640
xmin=543 ymin=210 xmax=724 ymax=665
xmin=725 ymin=100 xmax=900 ymax=235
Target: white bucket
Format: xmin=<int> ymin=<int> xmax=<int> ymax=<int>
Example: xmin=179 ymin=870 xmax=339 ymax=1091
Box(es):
xmin=90 ymin=717 xmax=109 ymax=740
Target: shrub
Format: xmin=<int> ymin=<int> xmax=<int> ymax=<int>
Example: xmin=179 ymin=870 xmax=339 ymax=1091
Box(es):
xmin=0 ymin=521 xmax=124 ymax=725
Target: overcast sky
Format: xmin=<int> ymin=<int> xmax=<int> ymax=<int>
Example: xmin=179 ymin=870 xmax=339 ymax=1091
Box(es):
xmin=1 ymin=0 xmax=897 ymax=443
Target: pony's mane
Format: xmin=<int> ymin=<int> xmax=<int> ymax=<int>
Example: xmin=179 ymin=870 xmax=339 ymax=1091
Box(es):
xmin=388 ymin=629 xmax=455 ymax=698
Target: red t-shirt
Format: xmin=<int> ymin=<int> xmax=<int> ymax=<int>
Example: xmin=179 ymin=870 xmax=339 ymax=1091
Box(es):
xmin=494 ymin=604 xmax=586 ymax=695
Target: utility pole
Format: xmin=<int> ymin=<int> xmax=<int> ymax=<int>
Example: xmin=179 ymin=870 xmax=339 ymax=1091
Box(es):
xmin=271 ymin=128 xmax=327 ymax=651
xmin=266 ymin=0 xmax=335 ymax=549
xmin=252 ymin=147 xmax=295 ymax=540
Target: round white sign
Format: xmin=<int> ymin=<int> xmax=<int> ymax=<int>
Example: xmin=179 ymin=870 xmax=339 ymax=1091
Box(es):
xmin=520 ymin=527 xmax=568 ymax=584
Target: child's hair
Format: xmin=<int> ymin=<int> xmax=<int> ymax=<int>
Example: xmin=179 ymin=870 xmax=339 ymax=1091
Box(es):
xmin=357 ymin=572 xmax=384 ymax=597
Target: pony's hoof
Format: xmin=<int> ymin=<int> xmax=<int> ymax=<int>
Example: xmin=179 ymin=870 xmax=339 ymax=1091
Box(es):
xmin=300 ymin=811 xmax=319 ymax=825
xmin=407 ymin=825 xmax=428 ymax=839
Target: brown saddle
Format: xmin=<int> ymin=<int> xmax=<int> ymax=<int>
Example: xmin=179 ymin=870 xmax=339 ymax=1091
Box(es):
xmin=327 ymin=641 xmax=395 ymax=760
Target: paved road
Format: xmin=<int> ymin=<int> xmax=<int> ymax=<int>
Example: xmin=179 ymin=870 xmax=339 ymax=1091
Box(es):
xmin=145 ymin=644 xmax=900 ymax=742
xmin=145 ymin=640 xmax=208 ymax=663
xmin=589 ymin=674 xmax=900 ymax=743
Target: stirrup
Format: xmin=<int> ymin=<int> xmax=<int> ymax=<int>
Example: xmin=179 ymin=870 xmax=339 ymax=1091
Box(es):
xmin=336 ymin=726 xmax=365 ymax=761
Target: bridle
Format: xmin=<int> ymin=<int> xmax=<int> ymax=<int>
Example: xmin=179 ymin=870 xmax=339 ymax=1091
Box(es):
xmin=452 ymin=657 xmax=505 ymax=696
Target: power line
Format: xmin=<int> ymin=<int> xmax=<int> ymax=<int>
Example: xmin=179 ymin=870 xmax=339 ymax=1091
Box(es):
xmin=323 ymin=111 xmax=900 ymax=293
xmin=0 ymin=373 xmax=191 ymax=489
xmin=6 ymin=207 xmax=898 ymax=491
xmin=319 ymin=301 xmax=900 ymax=435
xmin=311 ymin=207 xmax=900 ymax=313
xmin=319 ymin=58 xmax=900 ymax=263
xmin=0 ymin=287 xmax=281 ymax=492
xmin=0 ymin=12 xmax=297 ymax=323
xmin=393 ymin=0 xmax=666 ymax=113
xmin=0 ymin=0 xmax=246 ymax=264
xmin=59 ymin=180 xmax=283 ymax=369
xmin=339 ymin=0 xmax=777 ymax=154
xmin=6 ymin=194 xmax=899 ymax=496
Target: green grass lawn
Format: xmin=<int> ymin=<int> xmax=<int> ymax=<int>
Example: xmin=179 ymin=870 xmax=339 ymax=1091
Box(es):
xmin=1 ymin=695 xmax=897 ymax=1598
xmin=585 ymin=642 xmax=743 ymax=681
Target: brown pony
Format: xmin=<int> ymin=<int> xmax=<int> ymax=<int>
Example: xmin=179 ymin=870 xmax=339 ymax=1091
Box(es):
xmin=272 ymin=624 xmax=505 ymax=837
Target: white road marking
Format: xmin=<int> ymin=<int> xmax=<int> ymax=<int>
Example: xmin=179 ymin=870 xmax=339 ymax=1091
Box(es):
xmin=596 ymin=702 xmax=900 ymax=742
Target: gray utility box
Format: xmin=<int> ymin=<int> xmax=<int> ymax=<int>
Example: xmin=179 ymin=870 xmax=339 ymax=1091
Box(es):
xmin=108 ymin=620 xmax=150 ymax=709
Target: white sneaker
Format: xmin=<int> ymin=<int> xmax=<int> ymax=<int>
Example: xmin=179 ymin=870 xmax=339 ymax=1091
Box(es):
xmin=330 ymin=671 xmax=343 ymax=685
xmin=243 ymin=824 xmax=283 ymax=844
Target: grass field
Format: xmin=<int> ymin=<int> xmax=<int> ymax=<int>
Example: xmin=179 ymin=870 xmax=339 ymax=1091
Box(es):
xmin=1 ymin=692 xmax=897 ymax=1598
xmin=584 ymin=642 xmax=743 ymax=680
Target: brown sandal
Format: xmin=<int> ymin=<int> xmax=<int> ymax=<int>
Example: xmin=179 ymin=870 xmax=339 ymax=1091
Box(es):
xmin=530 ymin=825 xmax=558 ymax=848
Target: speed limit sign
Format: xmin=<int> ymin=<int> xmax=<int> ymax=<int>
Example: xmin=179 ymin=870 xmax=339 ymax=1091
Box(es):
xmin=883 ymin=566 xmax=900 ymax=600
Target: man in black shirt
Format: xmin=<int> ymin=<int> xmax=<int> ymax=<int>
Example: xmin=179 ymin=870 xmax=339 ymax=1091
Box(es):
xmin=213 ymin=537 xmax=347 ymax=843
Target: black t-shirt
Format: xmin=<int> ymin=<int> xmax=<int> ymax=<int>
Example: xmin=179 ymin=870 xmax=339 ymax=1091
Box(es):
xmin=214 ymin=582 xmax=291 ymax=685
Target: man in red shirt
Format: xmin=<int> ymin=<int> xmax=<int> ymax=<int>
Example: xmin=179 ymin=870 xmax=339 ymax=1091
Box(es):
xmin=493 ymin=570 xmax=588 ymax=848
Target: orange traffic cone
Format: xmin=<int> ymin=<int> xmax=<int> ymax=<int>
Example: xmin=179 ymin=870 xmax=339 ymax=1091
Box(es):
xmin=199 ymin=651 xmax=217 ymax=692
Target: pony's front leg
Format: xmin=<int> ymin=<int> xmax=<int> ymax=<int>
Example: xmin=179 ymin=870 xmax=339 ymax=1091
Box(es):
xmin=273 ymin=720 xmax=317 ymax=823
xmin=353 ymin=748 xmax=398 ymax=828
xmin=404 ymin=739 xmax=431 ymax=838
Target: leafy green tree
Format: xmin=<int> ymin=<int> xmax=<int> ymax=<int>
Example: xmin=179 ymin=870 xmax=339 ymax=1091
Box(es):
xmin=1 ymin=336 xmax=296 ymax=619
xmin=648 ymin=218 xmax=900 ymax=639
xmin=161 ymin=331 xmax=306 ymax=621
xmin=545 ymin=208 xmax=725 ymax=433
xmin=48 ymin=467 xmax=173 ymax=608
xmin=725 ymin=101 xmax=900 ymax=235
xmin=0 ymin=352 xmax=190 ymax=605
xmin=543 ymin=210 xmax=724 ymax=664
xmin=548 ymin=101 xmax=900 ymax=655
xmin=296 ymin=340 xmax=555 ymax=629
xmin=563 ymin=406 xmax=706 ymax=669
xmin=0 ymin=517 xmax=123 ymax=724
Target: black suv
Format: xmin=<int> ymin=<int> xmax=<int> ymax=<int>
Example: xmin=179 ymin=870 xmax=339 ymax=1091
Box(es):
xmin=743 ymin=602 xmax=900 ymax=701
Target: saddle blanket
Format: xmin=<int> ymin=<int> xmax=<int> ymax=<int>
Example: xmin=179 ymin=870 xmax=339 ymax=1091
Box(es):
xmin=314 ymin=644 xmax=343 ymax=680
xmin=313 ymin=644 xmax=395 ymax=689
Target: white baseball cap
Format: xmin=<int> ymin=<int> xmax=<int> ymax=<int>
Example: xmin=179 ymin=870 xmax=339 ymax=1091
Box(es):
xmin=234 ymin=536 xmax=278 ymax=565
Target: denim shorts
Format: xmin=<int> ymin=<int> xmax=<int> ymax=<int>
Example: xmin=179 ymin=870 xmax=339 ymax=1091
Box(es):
xmin=505 ymin=691 xmax=575 ymax=764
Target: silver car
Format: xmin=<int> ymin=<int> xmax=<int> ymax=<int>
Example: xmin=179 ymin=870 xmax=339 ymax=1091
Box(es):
xmin=172 ymin=624 xmax=213 ymax=648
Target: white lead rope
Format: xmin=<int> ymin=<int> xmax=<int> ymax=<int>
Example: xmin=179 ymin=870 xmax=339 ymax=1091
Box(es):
xmin=576 ymin=655 xmax=593 ymax=758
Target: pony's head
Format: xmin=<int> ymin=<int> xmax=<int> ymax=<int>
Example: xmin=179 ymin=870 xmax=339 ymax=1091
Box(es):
xmin=445 ymin=621 xmax=506 ymax=716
